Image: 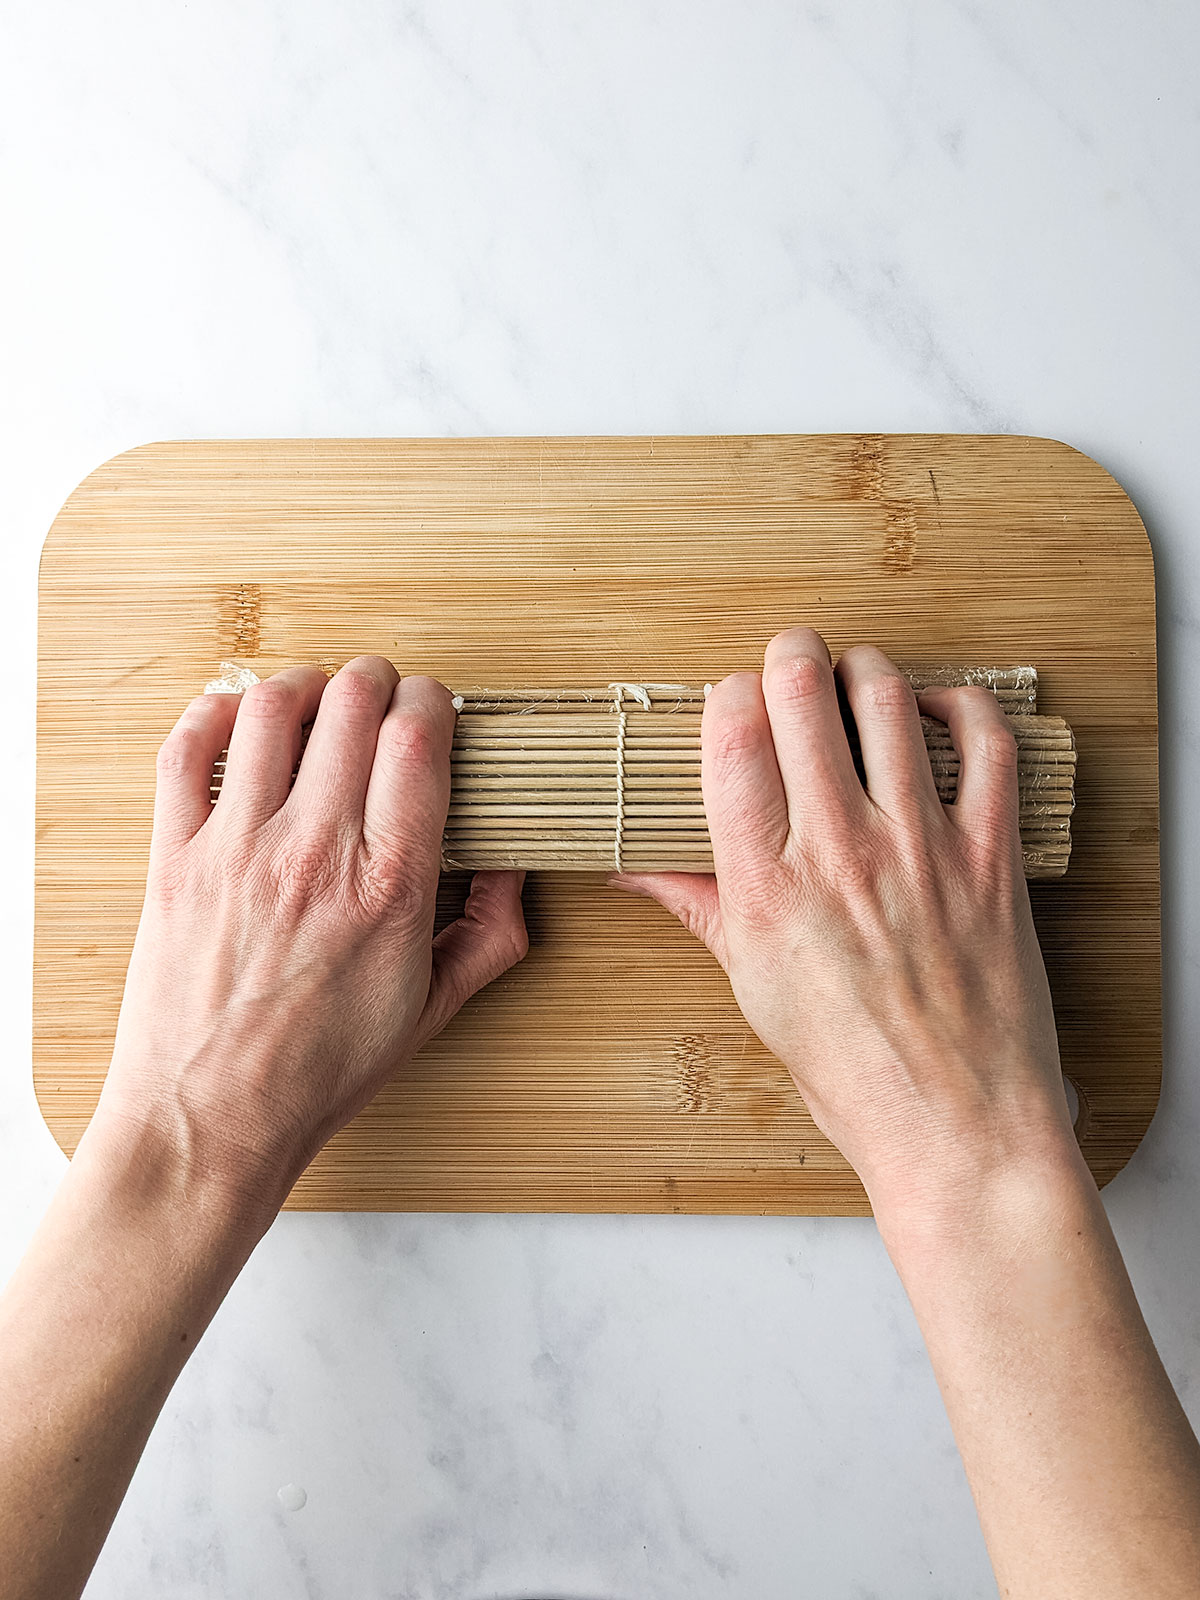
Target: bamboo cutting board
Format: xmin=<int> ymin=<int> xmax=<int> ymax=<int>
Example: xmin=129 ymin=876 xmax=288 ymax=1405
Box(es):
xmin=34 ymin=435 xmax=1160 ymax=1213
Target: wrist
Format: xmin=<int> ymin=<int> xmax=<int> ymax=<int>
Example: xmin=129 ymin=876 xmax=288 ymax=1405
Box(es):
xmin=77 ymin=1102 xmax=282 ymax=1257
xmin=864 ymin=1115 xmax=1096 ymax=1273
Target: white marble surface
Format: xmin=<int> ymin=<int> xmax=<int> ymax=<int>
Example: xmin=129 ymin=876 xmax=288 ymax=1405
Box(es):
xmin=2 ymin=2 xmax=1199 ymax=1595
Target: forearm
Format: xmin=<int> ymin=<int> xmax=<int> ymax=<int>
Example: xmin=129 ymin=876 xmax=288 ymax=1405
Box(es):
xmin=0 ymin=1113 xmax=273 ymax=1600
xmin=874 ymin=1139 xmax=1200 ymax=1598
xmin=0 ymin=659 xmax=524 ymax=1600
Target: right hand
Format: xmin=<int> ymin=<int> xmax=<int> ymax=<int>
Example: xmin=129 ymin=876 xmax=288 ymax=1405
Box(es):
xmin=611 ymin=628 xmax=1078 ymax=1215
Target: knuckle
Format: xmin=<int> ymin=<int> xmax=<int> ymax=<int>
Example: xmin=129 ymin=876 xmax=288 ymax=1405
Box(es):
xmin=360 ymin=851 xmax=412 ymax=915
xmin=803 ymin=789 xmax=860 ymax=847
xmin=475 ymin=918 xmax=531 ymax=980
xmin=975 ymin=811 xmax=1019 ymax=859
xmin=964 ymin=822 xmax=1023 ymax=899
xmin=156 ymin=722 xmax=204 ymax=778
xmin=378 ymin=708 xmax=437 ymax=766
xmin=858 ymin=670 xmax=914 ymax=718
xmin=891 ymin=826 xmax=947 ymax=898
xmin=708 ymin=710 xmax=763 ymax=766
xmin=275 ymin=835 xmax=339 ymax=907
xmin=497 ymin=905 xmax=531 ymax=965
xmin=770 ymin=651 xmax=827 ymax=708
xmin=973 ymin=722 xmax=1019 ymax=774
xmin=147 ymin=839 xmax=197 ymax=905
xmin=949 ymin=684 xmax=1003 ymax=720
xmin=330 ymin=667 xmax=388 ymax=715
xmin=792 ymin=809 xmax=880 ymax=898
xmin=893 ymin=793 xmax=943 ymax=843
xmin=358 ymin=858 xmax=421 ymax=922
xmin=239 ymin=679 xmax=295 ymax=721
xmin=727 ymin=858 xmax=795 ymax=932
xmin=820 ymin=840 xmax=877 ymax=901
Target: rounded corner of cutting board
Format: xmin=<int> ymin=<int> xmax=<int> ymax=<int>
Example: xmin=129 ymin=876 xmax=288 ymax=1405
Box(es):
xmin=38 ymin=439 xmax=185 ymax=577
xmin=1020 ymin=435 xmax=1156 ymax=562
xmin=31 ymin=1068 xmax=81 ymax=1163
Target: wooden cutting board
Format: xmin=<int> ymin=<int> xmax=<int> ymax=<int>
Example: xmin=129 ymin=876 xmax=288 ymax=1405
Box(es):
xmin=34 ymin=435 xmax=1160 ymax=1213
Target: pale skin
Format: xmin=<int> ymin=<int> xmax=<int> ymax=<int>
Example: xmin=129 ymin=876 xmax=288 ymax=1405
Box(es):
xmin=0 ymin=633 xmax=1197 ymax=1599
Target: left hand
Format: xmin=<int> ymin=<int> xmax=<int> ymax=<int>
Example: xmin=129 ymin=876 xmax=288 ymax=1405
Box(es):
xmin=96 ymin=656 xmax=528 ymax=1212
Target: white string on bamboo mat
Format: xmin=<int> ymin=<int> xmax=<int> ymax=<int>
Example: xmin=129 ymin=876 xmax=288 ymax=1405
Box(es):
xmin=608 ymin=683 xmax=631 ymax=870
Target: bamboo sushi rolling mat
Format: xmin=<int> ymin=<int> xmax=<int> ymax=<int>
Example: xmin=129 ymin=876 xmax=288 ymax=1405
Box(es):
xmin=34 ymin=434 xmax=1160 ymax=1213
xmin=206 ymin=671 xmax=1076 ymax=877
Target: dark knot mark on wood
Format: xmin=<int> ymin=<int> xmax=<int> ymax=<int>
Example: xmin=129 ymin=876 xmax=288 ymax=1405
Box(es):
xmin=850 ymin=434 xmax=886 ymax=500
xmin=672 ymin=1034 xmax=714 ymax=1114
xmin=220 ymin=582 xmax=262 ymax=655
xmin=883 ymin=504 xmax=917 ymax=573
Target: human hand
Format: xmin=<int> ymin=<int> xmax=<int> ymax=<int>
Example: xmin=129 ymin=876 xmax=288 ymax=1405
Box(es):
xmin=95 ymin=657 xmax=528 ymax=1215
xmin=611 ymin=628 xmax=1077 ymax=1215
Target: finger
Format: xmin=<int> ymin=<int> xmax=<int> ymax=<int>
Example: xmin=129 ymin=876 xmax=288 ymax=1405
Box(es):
xmin=152 ymin=692 xmax=241 ymax=849
xmin=216 ymin=667 xmax=330 ymax=829
xmin=834 ymin=645 xmax=941 ymax=820
xmin=363 ymin=675 xmax=457 ymax=875
xmin=760 ymin=628 xmax=868 ymax=835
xmin=420 ymin=870 xmax=529 ymax=1040
xmin=608 ymin=871 xmax=727 ymax=968
xmin=701 ymin=672 xmax=790 ymax=878
xmin=286 ymin=656 xmax=399 ymax=826
xmin=916 ymin=685 xmax=1022 ymax=852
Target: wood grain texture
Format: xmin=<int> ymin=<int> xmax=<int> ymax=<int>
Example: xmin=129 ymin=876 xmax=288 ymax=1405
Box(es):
xmin=34 ymin=434 xmax=1160 ymax=1213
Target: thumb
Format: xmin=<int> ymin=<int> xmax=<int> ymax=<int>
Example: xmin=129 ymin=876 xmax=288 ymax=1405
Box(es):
xmin=608 ymin=871 xmax=728 ymax=969
xmin=420 ymin=870 xmax=529 ymax=1041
